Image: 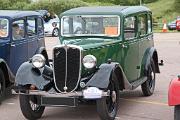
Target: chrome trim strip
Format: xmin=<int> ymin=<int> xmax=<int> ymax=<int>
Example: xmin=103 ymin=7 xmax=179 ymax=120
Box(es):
xmin=52 ymin=44 xmax=83 ymax=93
xmin=64 ymin=45 xmax=67 ymax=92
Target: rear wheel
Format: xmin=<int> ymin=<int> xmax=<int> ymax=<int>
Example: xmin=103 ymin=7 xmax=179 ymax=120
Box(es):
xmin=52 ymin=28 xmax=59 ymax=37
xmin=0 ymin=69 xmax=5 ymax=103
xmin=174 ymin=105 xmax=180 ymax=120
xmin=97 ymin=80 xmax=119 ymax=120
xmin=19 ymin=95 xmax=45 ymax=120
xmin=141 ymin=60 xmax=156 ymax=96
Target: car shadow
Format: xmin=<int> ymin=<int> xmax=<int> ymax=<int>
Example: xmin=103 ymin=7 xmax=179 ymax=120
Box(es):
xmin=42 ymin=103 xmax=100 ymax=120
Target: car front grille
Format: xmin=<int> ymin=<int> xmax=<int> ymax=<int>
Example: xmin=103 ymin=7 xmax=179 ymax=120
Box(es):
xmin=53 ymin=45 xmax=82 ymax=93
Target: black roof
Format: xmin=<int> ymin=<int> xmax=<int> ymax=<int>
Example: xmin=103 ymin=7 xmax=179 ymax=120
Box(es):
xmin=35 ymin=10 xmax=49 ymax=16
xmin=61 ymin=6 xmax=151 ymax=16
xmin=0 ymin=10 xmax=41 ymax=19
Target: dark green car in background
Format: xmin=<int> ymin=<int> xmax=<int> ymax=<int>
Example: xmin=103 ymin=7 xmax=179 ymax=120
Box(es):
xmin=13 ymin=6 xmax=160 ymax=120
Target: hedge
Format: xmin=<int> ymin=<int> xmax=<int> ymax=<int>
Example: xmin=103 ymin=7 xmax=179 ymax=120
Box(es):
xmin=24 ymin=0 xmax=88 ymax=15
xmin=0 ymin=0 xmax=88 ymax=15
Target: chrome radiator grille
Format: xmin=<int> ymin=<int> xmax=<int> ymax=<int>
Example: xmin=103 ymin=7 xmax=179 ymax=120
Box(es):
xmin=53 ymin=45 xmax=81 ymax=93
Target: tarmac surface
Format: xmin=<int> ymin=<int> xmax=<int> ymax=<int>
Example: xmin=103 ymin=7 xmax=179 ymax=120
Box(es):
xmin=1 ymin=33 xmax=180 ymax=120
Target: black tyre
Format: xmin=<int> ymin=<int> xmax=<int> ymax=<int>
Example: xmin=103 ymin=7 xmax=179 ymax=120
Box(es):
xmin=0 ymin=69 xmax=5 ymax=103
xmin=141 ymin=60 xmax=156 ymax=96
xmin=174 ymin=105 xmax=180 ymax=120
xmin=19 ymin=95 xmax=45 ymax=120
xmin=52 ymin=28 xmax=59 ymax=37
xmin=97 ymin=80 xmax=119 ymax=120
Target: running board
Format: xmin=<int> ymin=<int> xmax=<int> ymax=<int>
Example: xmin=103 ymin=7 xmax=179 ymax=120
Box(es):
xmin=130 ymin=77 xmax=147 ymax=90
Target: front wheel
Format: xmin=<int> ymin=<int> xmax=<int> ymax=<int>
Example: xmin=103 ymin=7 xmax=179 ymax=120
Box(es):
xmin=96 ymin=80 xmax=119 ymax=120
xmin=175 ymin=105 xmax=180 ymax=120
xmin=141 ymin=60 xmax=156 ymax=96
xmin=19 ymin=95 xmax=45 ymax=120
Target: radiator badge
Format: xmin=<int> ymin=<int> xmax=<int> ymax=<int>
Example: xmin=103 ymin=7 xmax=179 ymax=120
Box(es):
xmin=55 ymin=51 xmax=61 ymax=57
xmin=64 ymin=86 xmax=68 ymax=91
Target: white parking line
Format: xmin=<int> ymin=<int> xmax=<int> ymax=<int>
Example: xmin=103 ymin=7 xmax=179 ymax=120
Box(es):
xmin=120 ymin=98 xmax=168 ymax=106
xmin=5 ymin=102 xmax=15 ymax=105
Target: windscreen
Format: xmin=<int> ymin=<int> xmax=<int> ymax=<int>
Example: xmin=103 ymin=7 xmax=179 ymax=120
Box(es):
xmin=0 ymin=18 xmax=8 ymax=38
xmin=61 ymin=15 xmax=120 ymax=37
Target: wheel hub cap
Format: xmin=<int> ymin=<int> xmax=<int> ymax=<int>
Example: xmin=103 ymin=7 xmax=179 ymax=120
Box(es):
xmin=30 ymin=100 xmax=40 ymax=111
xmin=151 ymin=72 xmax=154 ymax=79
xmin=54 ymin=29 xmax=58 ymax=36
xmin=112 ymin=91 xmax=116 ymax=103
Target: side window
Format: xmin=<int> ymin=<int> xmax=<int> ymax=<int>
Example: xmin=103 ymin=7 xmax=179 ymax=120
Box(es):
xmin=12 ymin=19 xmax=25 ymax=40
xmin=27 ymin=17 xmax=37 ymax=36
xmin=124 ymin=16 xmax=136 ymax=40
xmin=138 ymin=14 xmax=147 ymax=36
xmin=147 ymin=14 xmax=152 ymax=34
xmin=37 ymin=18 xmax=44 ymax=35
xmin=104 ymin=17 xmax=119 ymax=36
xmin=0 ymin=19 xmax=8 ymax=37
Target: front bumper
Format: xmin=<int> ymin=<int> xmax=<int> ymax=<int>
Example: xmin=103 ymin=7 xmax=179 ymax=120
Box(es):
xmin=12 ymin=88 xmax=109 ymax=107
xmin=12 ymin=89 xmax=109 ymax=98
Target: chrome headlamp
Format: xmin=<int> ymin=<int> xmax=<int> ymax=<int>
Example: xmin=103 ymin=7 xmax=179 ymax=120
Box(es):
xmin=83 ymin=55 xmax=97 ymax=69
xmin=31 ymin=54 xmax=46 ymax=68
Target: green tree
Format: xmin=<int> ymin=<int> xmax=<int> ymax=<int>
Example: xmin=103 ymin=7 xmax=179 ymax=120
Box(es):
xmin=174 ymin=0 xmax=180 ymax=12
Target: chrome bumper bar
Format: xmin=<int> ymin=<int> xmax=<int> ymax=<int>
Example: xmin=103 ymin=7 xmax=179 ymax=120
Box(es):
xmin=12 ymin=89 xmax=109 ymax=98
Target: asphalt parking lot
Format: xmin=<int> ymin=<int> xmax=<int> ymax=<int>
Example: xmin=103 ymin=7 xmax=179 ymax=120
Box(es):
xmin=1 ymin=33 xmax=180 ymax=120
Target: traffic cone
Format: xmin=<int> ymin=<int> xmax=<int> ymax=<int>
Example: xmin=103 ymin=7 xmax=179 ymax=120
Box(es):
xmin=162 ymin=22 xmax=168 ymax=32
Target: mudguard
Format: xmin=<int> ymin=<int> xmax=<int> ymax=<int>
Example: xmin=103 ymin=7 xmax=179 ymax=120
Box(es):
xmin=35 ymin=47 xmax=46 ymax=54
xmin=15 ymin=62 xmax=49 ymax=90
xmin=0 ymin=58 xmax=15 ymax=83
xmin=86 ymin=62 xmax=132 ymax=90
xmin=141 ymin=47 xmax=160 ymax=76
xmin=168 ymin=77 xmax=180 ymax=106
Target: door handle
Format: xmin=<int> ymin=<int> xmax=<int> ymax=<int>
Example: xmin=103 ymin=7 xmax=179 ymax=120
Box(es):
xmin=11 ymin=44 xmax=16 ymax=47
xmin=122 ymin=44 xmax=127 ymax=48
xmin=147 ymin=37 xmax=152 ymax=41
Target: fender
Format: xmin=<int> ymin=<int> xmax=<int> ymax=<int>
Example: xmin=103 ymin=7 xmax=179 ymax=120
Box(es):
xmin=141 ymin=47 xmax=160 ymax=76
xmin=35 ymin=47 xmax=46 ymax=54
xmin=86 ymin=62 xmax=132 ymax=90
xmin=0 ymin=58 xmax=14 ymax=83
xmin=168 ymin=77 xmax=180 ymax=106
xmin=15 ymin=62 xmax=49 ymax=90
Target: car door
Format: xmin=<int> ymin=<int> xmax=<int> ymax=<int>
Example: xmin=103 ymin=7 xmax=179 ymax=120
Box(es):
xmin=138 ymin=13 xmax=154 ymax=78
xmin=27 ymin=16 xmax=39 ymax=58
xmin=122 ymin=16 xmax=140 ymax=82
xmin=0 ymin=18 xmax=11 ymax=65
xmin=10 ymin=18 xmax=28 ymax=75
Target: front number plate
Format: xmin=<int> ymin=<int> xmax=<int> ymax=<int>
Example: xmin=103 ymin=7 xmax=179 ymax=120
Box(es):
xmin=41 ymin=97 xmax=78 ymax=107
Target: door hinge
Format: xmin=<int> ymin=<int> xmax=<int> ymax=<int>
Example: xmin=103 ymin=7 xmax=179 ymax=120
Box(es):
xmin=136 ymin=66 xmax=140 ymax=69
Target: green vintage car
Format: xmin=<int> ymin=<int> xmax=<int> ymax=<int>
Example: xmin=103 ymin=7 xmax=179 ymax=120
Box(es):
xmin=13 ymin=6 xmax=160 ymax=120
